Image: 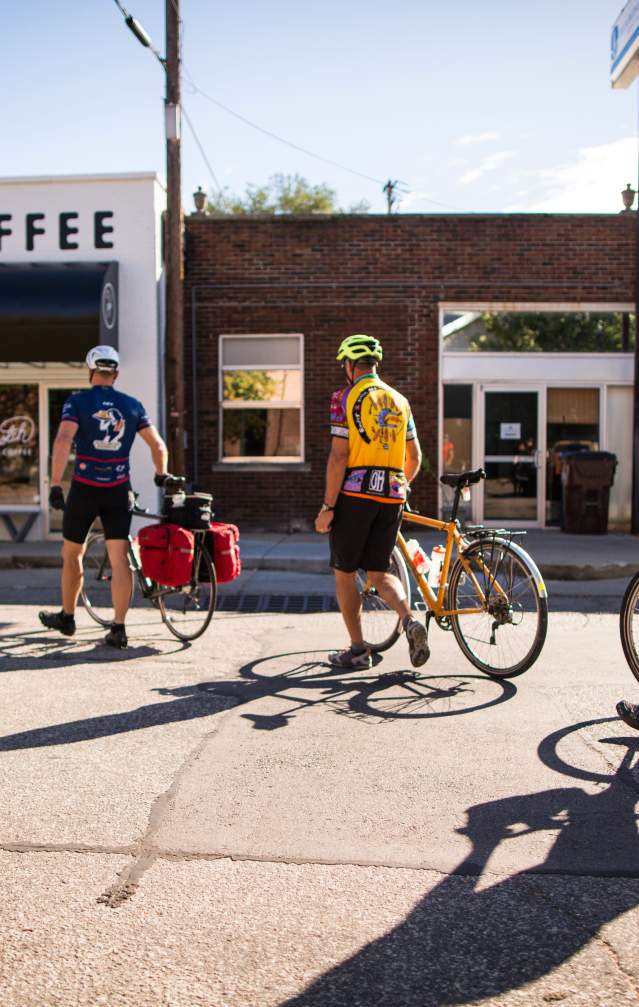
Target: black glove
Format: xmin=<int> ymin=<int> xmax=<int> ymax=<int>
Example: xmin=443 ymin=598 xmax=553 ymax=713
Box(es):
xmin=49 ymin=485 xmax=65 ymax=511
xmin=154 ymin=472 xmax=171 ymax=487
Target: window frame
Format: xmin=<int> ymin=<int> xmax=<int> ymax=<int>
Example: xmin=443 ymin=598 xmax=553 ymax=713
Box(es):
xmin=218 ymin=333 xmax=305 ymax=464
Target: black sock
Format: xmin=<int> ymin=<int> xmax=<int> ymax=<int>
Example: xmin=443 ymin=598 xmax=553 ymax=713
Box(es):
xmin=112 ymin=622 xmax=126 ymax=631
xmin=60 ymin=610 xmax=75 ymax=622
xmin=402 ymin=615 xmax=413 ymax=630
xmin=351 ymin=642 xmax=366 ymax=654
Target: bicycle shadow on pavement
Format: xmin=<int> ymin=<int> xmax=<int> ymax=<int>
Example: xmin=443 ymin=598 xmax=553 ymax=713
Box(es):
xmin=279 ymin=718 xmax=639 ymax=1007
xmin=0 ymin=650 xmax=515 ymax=751
xmin=0 ymin=623 xmax=190 ymax=672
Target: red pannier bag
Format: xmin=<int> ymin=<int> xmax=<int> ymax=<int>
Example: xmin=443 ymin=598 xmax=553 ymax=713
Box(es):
xmin=207 ymin=522 xmax=241 ymax=583
xmin=137 ymin=523 xmax=195 ymax=587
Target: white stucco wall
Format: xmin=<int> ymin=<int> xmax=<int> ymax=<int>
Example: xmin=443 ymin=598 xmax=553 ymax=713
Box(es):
xmin=0 ymin=173 xmax=166 ymax=523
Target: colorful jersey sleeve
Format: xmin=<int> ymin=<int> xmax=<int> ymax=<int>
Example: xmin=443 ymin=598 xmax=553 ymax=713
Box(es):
xmin=136 ymin=400 xmax=152 ymax=431
xmin=60 ymin=393 xmax=80 ymax=425
xmin=406 ymin=408 xmax=417 ymax=441
xmin=330 ymin=388 xmax=349 ymax=439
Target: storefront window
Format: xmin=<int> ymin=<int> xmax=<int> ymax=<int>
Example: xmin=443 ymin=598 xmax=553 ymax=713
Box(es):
xmin=442 ymin=312 xmax=635 ymax=352
xmin=546 ymin=387 xmax=599 ymax=525
xmin=0 ymin=384 xmax=39 ymax=506
xmin=442 ymin=385 xmax=472 ymax=519
xmin=220 ymin=335 xmax=303 ymax=461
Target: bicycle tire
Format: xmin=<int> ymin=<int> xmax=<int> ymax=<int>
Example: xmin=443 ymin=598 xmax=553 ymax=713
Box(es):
xmin=159 ymin=538 xmax=217 ymax=641
xmin=81 ymin=532 xmax=135 ymax=626
xmin=357 ymin=544 xmax=411 ymax=653
xmin=619 ymin=571 xmax=639 ymax=685
xmin=448 ymin=538 xmax=548 ymax=678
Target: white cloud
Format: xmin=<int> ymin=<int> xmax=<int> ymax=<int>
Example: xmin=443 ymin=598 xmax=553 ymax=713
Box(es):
xmin=459 ymin=150 xmax=517 ymax=185
xmin=398 ymin=189 xmax=434 ymax=211
xmin=516 ymin=138 xmax=638 ymax=212
xmin=455 ymin=130 xmax=501 ymax=146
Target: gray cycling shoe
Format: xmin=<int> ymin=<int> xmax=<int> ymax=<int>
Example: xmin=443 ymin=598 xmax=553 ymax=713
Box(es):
xmin=328 ymin=646 xmax=372 ymax=670
xmin=405 ymin=618 xmax=430 ymax=668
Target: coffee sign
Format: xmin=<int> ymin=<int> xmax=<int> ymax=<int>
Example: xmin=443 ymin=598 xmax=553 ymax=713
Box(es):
xmin=0 ymin=211 xmax=114 ymax=252
xmin=0 ymin=414 xmax=36 ymax=457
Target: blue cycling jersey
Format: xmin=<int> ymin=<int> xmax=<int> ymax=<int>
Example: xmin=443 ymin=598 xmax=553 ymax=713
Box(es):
xmin=61 ymin=385 xmax=151 ymax=487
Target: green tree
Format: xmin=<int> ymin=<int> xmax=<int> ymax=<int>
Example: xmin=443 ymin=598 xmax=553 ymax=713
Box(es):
xmin=223 ymin=371 xmax=276 ymax=402
xmin=469 ymin=312 xmax=635 ymax=352
xmin=207 ymin=173 xmax=370 ymax=215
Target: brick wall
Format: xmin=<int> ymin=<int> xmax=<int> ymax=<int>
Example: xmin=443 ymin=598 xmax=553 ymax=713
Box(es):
xmin=184 ymin=213 xmax=635 ymax=529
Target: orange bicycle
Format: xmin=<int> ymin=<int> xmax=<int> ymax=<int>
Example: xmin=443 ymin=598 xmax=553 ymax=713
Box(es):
xmin=356 ymin=468 xmax=549 ymax=678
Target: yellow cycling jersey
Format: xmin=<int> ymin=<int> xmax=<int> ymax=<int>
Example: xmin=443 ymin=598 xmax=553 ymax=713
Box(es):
xmin=330 ymin=374 xmax=417 ymax=503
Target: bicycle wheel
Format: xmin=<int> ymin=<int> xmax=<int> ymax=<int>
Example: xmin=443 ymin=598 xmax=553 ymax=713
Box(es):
xmin=619 ymin=572 xmax=639 ymax=685
xmin=448 ymin=538 xmax=548 ymax=678
xmin=81 ymin=532 xmax=134 ymax=626
xmin=159 ymin=538 xmax=217 ymax=641
xmin=357 ymin=545 xmax=411 ymax=653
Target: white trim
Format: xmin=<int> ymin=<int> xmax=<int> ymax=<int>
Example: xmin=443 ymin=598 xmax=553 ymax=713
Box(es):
xmin=0 ymin=172 xmax=162 ymax=186
xmin=218 ymin=333 xmax=305 ymax=463
xmin=440 ymin=301 xmax=635 ymax=313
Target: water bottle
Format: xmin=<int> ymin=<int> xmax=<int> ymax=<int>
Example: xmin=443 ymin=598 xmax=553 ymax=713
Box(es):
xmin=428 ymin=545 xmax=447 ymax=590
xmin=405 ymin=538 xmax=430 ymax=576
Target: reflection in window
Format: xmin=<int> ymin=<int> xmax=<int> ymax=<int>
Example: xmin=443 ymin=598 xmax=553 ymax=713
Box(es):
xmin=442 ymin=311 xmax=636 ymax=353
xmin=220 ymin=335 xmax=303 ymax=462
xmin=442 ymin=385 xmax=472 ymax=520
xmin=0 ymin=384 xmax=40 ymax=505
xmin=546 ymin=387 xmax=600 ymax=526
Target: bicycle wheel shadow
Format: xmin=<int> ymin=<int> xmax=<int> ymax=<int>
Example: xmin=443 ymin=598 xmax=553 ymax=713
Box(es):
xmin=0 ymin=650 xmax=515 ymax=751
xmin=279 ymin=718 xmax=639 ymax=1007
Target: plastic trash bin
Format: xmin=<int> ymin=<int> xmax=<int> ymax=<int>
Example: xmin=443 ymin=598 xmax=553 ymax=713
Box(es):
xmin=560 ymin=451 xmax=618 ymax=535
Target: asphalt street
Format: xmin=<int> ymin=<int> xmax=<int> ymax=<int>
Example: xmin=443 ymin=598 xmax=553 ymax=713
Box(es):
xmin=1 ymin=570 xmax=639 ymax=1005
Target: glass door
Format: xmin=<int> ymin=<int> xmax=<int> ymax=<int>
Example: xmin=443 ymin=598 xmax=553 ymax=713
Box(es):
xmin=482 ymin=389 xmax=543 ymax=525
xmin=46 ymin=388 xmax=78 ymax=536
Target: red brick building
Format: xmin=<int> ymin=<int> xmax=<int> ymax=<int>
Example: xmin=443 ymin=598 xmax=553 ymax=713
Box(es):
xmin=184 ymin=213 xmax=634 ymax=529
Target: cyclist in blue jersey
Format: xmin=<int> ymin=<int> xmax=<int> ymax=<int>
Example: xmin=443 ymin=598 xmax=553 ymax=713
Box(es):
xmin=39 ymin=345 xmax=171 ymax=649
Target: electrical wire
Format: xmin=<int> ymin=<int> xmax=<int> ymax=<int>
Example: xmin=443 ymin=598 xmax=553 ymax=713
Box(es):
xmin=182 ymin=106 xmax=223 ymax=195
xmin=111 ymin=1 xmax=466 ymax=211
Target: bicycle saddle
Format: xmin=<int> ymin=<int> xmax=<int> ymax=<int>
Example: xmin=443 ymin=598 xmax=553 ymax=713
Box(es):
xmin=440 ymin=468 xmax=486 ymax=489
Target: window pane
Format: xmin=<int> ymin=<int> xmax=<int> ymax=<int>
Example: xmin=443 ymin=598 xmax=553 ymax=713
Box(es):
xmin=546 ymin=388 xmax=600 ymax=526
xmin=443 ymin=385 xmax=472 ymax=472
xmin=0 ymin=384 xmax=40 ymax=505
xmin=223 ymin=408 xmax=301 ymax=458
xmin=442 ymin=312 xmax=635 ymax=352
xmin=222 ymin=336 xmax=301 ymax=367
xmin=223 ymin=369 xmax=302 ymax=402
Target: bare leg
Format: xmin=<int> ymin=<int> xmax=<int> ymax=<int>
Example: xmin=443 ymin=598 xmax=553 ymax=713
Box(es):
xmin=106 ymin=539 xmax=133 ymax=624
xmin=61 ymin=539 xmax=85 ymax=615
xmin=367 ymin=570 xmax=412 ymax=622
xmin=334 ymin=569 xmax=364 ymax=646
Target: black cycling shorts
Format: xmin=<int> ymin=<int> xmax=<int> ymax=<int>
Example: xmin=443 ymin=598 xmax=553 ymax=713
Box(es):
xmin=329 ymin=495 xmax=403 ymax=573
xmin=63 ymin=481 xmax=134 ymax=545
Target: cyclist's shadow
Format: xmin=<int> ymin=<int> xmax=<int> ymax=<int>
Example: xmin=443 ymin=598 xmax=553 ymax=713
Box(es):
xmin=281 ymin=723 xmax=639 ymax=1007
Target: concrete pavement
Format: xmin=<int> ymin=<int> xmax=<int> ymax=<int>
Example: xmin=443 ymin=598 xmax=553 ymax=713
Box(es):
xmin=1 ymin=582 xmax=639 ymax=1005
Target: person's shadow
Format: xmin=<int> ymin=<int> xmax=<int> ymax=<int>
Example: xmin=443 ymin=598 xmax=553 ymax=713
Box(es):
xmin=280 ymin=721 xmax=639 ymax=1006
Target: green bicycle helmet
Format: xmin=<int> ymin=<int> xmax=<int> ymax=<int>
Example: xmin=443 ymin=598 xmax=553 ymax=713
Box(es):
xmin=336 ymin=334 xmax=383 ymax=362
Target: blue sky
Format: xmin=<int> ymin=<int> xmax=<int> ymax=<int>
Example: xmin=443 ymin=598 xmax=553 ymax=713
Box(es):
xmin=2 ymin=1 xmax=637 ymax=213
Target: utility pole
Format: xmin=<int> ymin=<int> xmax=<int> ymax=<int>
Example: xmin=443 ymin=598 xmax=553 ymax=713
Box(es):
xmin=164 ymin=0 xmax=185 ymax=475
xmin=383 ymin=179 xmax=399 ymax=215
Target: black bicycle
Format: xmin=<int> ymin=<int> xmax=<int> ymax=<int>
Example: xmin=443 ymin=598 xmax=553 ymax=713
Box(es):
xmin=619 ymin=570 xmax=639 ymax=683
xmin=80 ymin=479 xmax=217 ymax=642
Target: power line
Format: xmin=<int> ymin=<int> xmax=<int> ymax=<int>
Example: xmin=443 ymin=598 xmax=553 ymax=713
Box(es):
xmin=182 ymin=105 xmax=223 ymax=195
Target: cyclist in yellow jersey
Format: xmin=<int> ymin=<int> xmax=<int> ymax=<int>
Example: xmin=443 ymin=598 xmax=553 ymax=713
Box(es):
xmin=315 ymin=334 xmax=430 ymax=669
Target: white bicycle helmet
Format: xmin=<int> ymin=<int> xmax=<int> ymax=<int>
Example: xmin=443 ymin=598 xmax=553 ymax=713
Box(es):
xmin=86 ymin=345 xmax=120 ymax=372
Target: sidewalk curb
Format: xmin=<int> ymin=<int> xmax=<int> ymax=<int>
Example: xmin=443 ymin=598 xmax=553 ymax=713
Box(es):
xmin=3 ymin=552 xmax=639 ymax=581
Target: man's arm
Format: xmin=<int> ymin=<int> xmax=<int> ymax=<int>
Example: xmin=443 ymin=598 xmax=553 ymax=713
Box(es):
xmin=315 ymin=437 xmax=349 ymax=533
xmin=51 ymin=421 xmax=78 ymax=486
xmin=405 ymin=436 xmax=423 ymax=485
xmin=138 ymin=424 xmax=169 ymax=476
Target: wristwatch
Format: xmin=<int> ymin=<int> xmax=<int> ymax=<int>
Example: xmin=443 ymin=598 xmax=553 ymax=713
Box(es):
xmin=320 ymin=503 xmax=335 ymax=513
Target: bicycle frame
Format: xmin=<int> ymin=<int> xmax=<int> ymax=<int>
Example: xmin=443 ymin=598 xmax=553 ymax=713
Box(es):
xmin=397 ymin=512 xmax=509 ymax=618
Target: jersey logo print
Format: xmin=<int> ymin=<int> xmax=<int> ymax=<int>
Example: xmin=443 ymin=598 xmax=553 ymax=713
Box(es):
xmin=352 ymin=388 xmax=404 ymax=451
xmin=368 ymin=469 xmax=385 ymax=493
xmin=92 ymin=407 xmax=126 ymax=452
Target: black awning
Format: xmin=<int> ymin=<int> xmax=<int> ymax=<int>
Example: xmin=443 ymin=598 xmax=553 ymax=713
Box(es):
xmin=0 ymin=261 xmax=118 ymax=362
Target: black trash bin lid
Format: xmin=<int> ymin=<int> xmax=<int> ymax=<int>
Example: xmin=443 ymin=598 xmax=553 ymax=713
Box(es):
xmin=561 ymin=451 xmax=617 ymax=462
